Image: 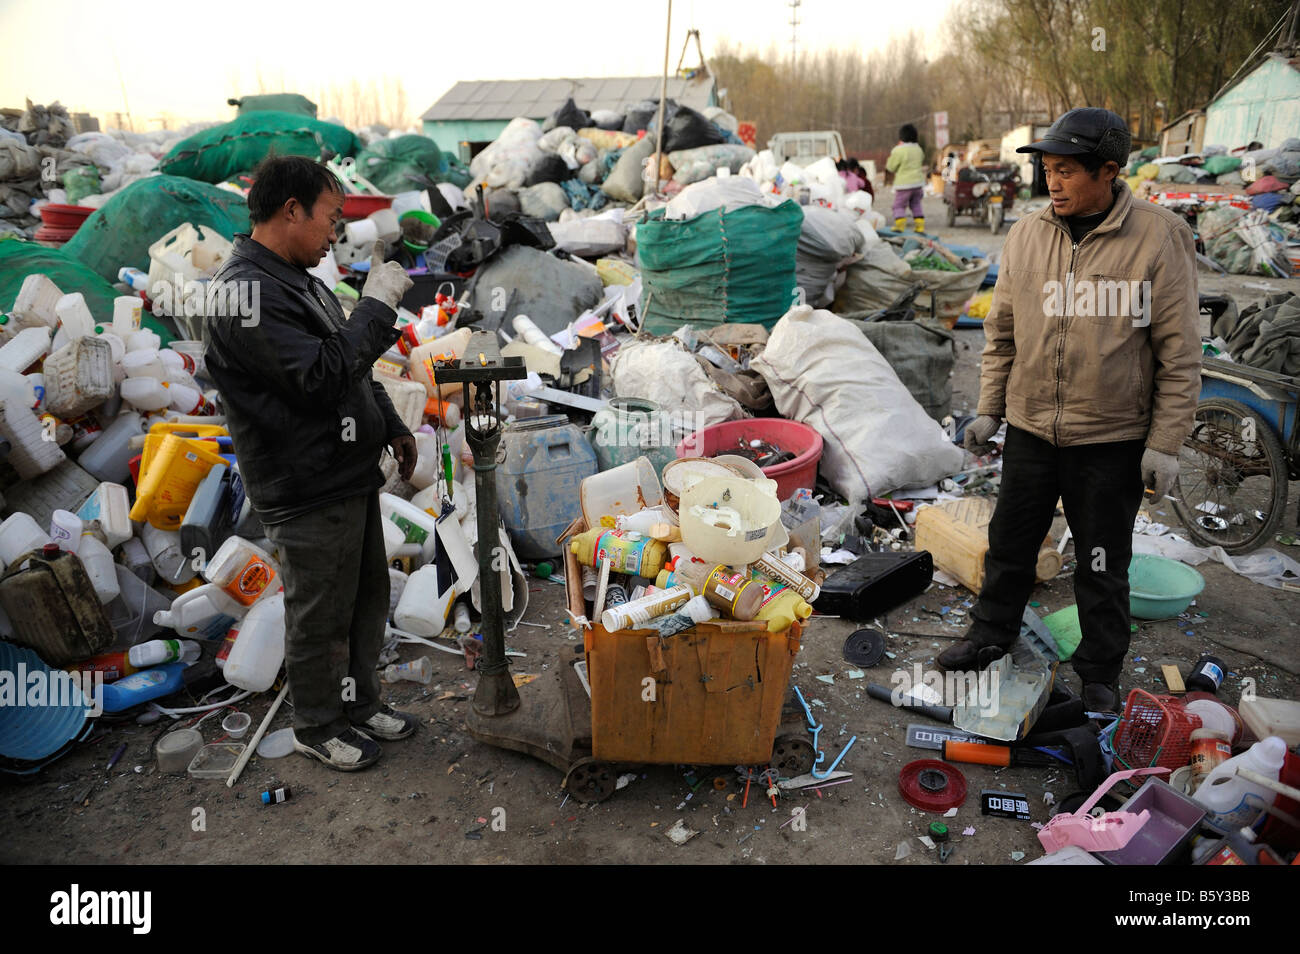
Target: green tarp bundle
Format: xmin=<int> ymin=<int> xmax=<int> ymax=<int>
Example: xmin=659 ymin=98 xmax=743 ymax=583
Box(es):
xmin=228 ymin=93 xmax=317 ymax=118
xmin=638 ymin=200 xmax=803 ymax=333
xmin=63 ymin=175 xmax=249 ymax=282
xmin=0 ymin=239 xmax=172 ymax=343
xmin=157 ymin=110 xmax=359 ymax=184
xmin=355 ymin=134 xmax=472 ymax=192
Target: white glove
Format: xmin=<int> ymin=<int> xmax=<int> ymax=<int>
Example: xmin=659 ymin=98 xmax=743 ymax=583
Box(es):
xmin=1141 ymin=448 xmax=1179 ymax=500
xmin=361 ymin=241 xmax=413 ymax=310
xmin=963 ymin=415 xmax=1001 ymax=455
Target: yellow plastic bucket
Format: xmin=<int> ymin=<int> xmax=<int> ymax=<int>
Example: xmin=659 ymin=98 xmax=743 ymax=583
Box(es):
xmin=129 ymin=423 xmax=229 ymax=530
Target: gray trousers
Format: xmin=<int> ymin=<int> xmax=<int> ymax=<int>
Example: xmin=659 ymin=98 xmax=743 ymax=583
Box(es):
xmin=263 ymin=493 xmax=389 ymax=745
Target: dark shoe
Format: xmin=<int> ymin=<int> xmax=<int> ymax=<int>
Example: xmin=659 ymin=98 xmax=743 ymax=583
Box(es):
xmin=351 ymin=704 xmax=418 ymax=741
xmin=1082 ymin=682 xmax=1121 ymax=714
xmin=936 ymin=639 xmax=1010 ymax=672
xmin=294 ymin=726 xmax=382 ymax=771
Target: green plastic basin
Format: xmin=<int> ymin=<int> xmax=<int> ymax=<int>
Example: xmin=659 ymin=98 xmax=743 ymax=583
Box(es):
xmin=1128 ymin=553 xmax=1205 ymax=620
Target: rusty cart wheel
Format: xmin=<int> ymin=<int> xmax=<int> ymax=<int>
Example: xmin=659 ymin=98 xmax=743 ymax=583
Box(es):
xmin=563 ymin=757 xmax=618 ymax=804
xmin=771 ymin=734 xmax=817 ymax=778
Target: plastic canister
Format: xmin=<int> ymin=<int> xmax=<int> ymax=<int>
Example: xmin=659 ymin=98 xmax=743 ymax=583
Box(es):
xmin=202 ymin=536 xmax=278 ymax=607
xmin=49 ymin=510 xmax=82 ymax=551
xmin=112 ymin=296 xmax=142 ymax=337
xmin=588 ymin=398 xmax=679 ymax=478
xmin=13 ymin=273 xmax=64 ymax=329
xmin=496 ymin=415 xmax=598 ymax=561
xmin=75 ymin=482 xmax=132 ymax=549
xmin=77 ymin=531 xmax=120 ymax=604
xmin=153 ymin=582 xmax=246 ymax=639
xmin=751 ymin=575 xmax=813 ymax=633
xmin=78 ymin=411 xmax=148 ymax=484
xmin=0 ymin=396 xmax=66 ymax=479
xmin=42 ymin=335 xmax=113 ymax=418
xmin=0 ymin=512 xmax=53 ymax=566
xmin=0 ymin=326 xmax=52 ymax=373
xmin=140 ymin=522 xmax=198 ymax=585
xmin=379 ymin=494 xmax=439 ymax=566
xmin=222 ymin=592 xmax=286 ymax=692
xmin=54 ymin=292 xmax=95 ymax=343
xmin=100 ymin=662 xmax=188 ymax=713
xmin=1192 ymin=736 xmax=1288 ymax=830
xmin=394 ymin=563 xmax=455 ymax=637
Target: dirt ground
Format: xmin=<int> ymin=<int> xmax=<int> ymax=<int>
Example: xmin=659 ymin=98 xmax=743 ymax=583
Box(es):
xmin=2 ymin=189 xmax=1298 ymax=866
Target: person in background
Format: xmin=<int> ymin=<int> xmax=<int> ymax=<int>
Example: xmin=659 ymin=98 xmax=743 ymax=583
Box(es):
xmin=203 ymin=155 xmax=419 ymax=771
xmin=885 ymin=124 xmax=926 ymax=233
xmin=939 ymin=109 xmax=1200 ymax=713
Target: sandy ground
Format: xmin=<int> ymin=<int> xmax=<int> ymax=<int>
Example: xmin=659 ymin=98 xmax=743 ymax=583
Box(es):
xmin=2 ymin=189 xmax=1297 ymax=865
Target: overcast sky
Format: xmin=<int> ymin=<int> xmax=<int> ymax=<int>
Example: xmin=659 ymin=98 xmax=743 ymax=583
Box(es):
xmin=1 ymin=0 xmax=956 ymax=128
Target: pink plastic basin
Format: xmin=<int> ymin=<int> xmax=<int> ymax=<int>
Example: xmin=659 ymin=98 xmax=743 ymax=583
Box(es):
xmin=675 ymin=418 xmax=823 ymax=503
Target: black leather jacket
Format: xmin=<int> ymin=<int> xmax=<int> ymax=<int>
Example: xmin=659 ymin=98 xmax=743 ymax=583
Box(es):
xmin=202 ymin=235 xmax=407 ymax=524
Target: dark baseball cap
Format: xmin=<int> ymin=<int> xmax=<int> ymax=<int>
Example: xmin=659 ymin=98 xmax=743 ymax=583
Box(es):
xmin=1017 ymin=107 xmax=1131 ymax=165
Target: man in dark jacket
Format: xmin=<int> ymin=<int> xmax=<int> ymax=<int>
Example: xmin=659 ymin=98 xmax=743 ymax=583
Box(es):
xmin=203 ymin=155 xmax=418 ymax=771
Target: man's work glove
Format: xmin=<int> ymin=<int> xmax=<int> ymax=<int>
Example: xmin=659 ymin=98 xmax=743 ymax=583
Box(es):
xmin=1141 ymin=448 xmax=1180 ymax=500
xmin=361 ymin=241 xmax=413 ymax=310
xmin=963 ymin=415 xmax=1001 ymax=455
xmin=389 ymin=433 xmax=417 ymax=482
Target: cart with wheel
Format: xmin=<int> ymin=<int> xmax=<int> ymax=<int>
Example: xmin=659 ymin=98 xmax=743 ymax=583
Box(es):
xmin=1172 ymin=356 xmax=1299 ymax=554
xmin=943 ymin=164 xmax=1020 ymax=234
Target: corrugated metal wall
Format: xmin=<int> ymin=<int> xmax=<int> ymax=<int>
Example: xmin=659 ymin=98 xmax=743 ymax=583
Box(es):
xmin=1204 ymin=57 xmax=1300 ymax=151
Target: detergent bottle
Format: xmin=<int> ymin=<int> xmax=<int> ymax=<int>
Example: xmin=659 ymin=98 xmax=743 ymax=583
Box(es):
xmin=750 ymin=574 xmax=814 ymax=632
xmin=153 ymin=583 xmax=246 ymax=639
xmin=223 ymin=591 xmax=286 ymax=692
xmin=654 ymin=559 xmax=763 ymax=621
xmin=127 ymin=638 xmax=201 ymax=668
xmin=600 ymin=585 xmax=693 ymax=632
xmin=67 ymin=650 xmax=137 ymax=684
xmin=1192 ymin=736 xmax=1287 ymax=830
xmin=100 ymin=662 xmax=189 ymax=713
xmin=569 ymin=527 xmax=668 ymax=578
xmin=202 ymin=536 xmax=279 ymax=607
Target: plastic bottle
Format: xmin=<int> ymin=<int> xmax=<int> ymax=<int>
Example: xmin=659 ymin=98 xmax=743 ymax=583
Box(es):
xmin=125 ymin=329 xmax=161 ymax=353
xmin=202 ymin=536 xmax=279 ymax=607
xmin=122 ymin=349 xmax=165 ymax=379
xmin=511 ymin=314 xmax=564 ymax=355
xmin=0 ymin=511 xmax=53 ymax=565
xmin=118 ymin=535 xmax=155 ymax=584
xmin=79 ymin=410 xmax=148 ymax=484
xmin=569 ymin=527 xmax=668 ymax=578
xmin=49 ymin=510 xmax=82 ymax=551
xmin=222 ymin=591 xmax=286 ymax=692
xmin=1192 ymin=736 xmax=1288 ymax=830
xmin=153 ymin=583 xmax=247 ymax=639
xmin=13 ymin=273 xmax=64 ymax=329
xmin=117 ymin=267 xmax=150 ymax=294
xmin=750 ymin=550 xmax=821 ymax=602
xmin=655 ymin=559 xmax=763 ymax=621
xmin=100 ymin=661 xmax=188 ymax=713
xmin=601 ymin=585 xmax=693 ymax=632
xmin=0 ymin=314 xmax=17 ymax=345
xmin=127 ymin=638 xmax=201 ymax=668
xmin=112 ymin=295 xmax=142 ymax=336
xmin=0 ymin=326 xmax=52 ymax=372
xmin=0 ymin=394 xmax=66 ymax=479
xmin=140 ymin=522 xmax=198 ymax=585
xmin=643 ymin=594 xmax=718 ymax=636
xmin=54 ymin=292 xmax=95 ymax=344
xmin=750 ymin=576 xmax=814 ymax=633
xmin=383 ymin=656 xmax=433 ymax=685
xmin=408 ymin=431 xmax=441 ymax=490
xmin=452 ymin=601 xmax=472 ymax=634
xmin=120 ymin=376 xmax=171 ymax=411
xmin=67 ymin=650 xmax=137 ymax=684
xmin=603 ymin=509 xmax=679 ymax=541
xmin=75 ymin=482 xmax=132 ymax=550
xmin=77 ymin=530 xmax=121 ymax=604
xmin=394 ymin=564 xmax=455 ymax=637
xmin=215 ymin=627 xmax=237 ymax=668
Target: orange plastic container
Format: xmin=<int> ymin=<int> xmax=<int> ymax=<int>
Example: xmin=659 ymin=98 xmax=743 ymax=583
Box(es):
xmin=129 ymin=422 xmax=228 ymax=530
xmin=564 ymin=532 xmax=801 ymax=765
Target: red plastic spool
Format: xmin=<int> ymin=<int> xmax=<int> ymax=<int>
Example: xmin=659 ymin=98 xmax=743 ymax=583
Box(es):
xmin=899 ymin=759 xmax=968 ymax=813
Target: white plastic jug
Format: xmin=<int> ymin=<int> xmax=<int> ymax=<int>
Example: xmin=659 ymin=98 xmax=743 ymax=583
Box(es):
xmin=13 ymin=274 xmax=64 ymax=329
xmin=0 ymin=396 xmax=66 ymax=479
xmin=140 ymin=522 xmax=197 ymax=585
xmin=125 ymin=329 xmax=161 ymax=353
xmin=380 ymin=494 xmax=439 ymax=565
xmin=223 ymin=591 xmax=285 ymax=691
xmin=75 ymin=482 xmax=132 ymax=549
xmin=78 ymin=410 xmax=148 ymax=483
xmin=54 ymin=292 xmax=95 ymax=343
xmin=203 ymin=537 xmax=279 ymax=608
xmin=0 ymin=326 xmax=52 ymax=372
xmin=1192 ymin=736 xmax=1288 ymax=830
xmin=77 ymin=530 xmax=121 ymax=604
xmin=388 ymin=568 xmax=409 ymax=619
xmin=122 ymin=349 xmax=165 ymax=379
xmin=120 ymin=376 xmax=170 ymax=411
xmin=0 ymin=512 xmax=52 ymax=566
xmin=112 ymin=296 xmax=142 ymax=337
xmin=153 ymin=582 xmax=246 ymax=639
xmin=394 ymin=563 xmax=454 ymax=637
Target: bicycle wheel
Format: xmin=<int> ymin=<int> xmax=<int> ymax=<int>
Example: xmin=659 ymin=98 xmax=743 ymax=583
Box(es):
xmin=1172 ymin=398 xmax=1288 ymax=554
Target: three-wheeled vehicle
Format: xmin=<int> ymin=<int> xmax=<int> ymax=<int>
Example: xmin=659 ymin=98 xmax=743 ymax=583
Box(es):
xmin=943 ymin=164 xmax=1020 ymax=233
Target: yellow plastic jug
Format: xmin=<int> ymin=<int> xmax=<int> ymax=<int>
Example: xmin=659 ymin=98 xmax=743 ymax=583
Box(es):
xmin=129 ymin=422 xmax=228 ymax=530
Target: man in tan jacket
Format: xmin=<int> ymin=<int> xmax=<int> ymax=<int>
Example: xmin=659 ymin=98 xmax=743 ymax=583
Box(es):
xmin=938 ymin=108 xmax=1201 ymax=712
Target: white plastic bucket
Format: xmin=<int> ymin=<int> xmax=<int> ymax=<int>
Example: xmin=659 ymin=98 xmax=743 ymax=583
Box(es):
xmin=579 ymin=455 xmax=663 ymax=528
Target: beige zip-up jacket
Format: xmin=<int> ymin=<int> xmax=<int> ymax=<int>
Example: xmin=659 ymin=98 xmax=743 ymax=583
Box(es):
xmin=977 ymin=180 xmax=1201 ymax=456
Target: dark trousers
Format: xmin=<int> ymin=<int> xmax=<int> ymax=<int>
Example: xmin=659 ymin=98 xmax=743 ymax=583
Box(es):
xmin=968 ymin=425 xmax=1145 ymax=685
xmin=262 ymin=493 xmax=389 ymax=744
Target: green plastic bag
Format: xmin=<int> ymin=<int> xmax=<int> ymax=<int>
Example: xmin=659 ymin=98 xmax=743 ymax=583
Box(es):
xmin=0 ymin=238 xmax=172 ymax=343
xmin=354 ymin=134 xmax=471 ymax=192
xmin=63 ymin=166 xmax=101 ymax=204
xmin=157 ymin=111 xmax=359 ymax=184
xmin=228 ymin=93 xmax=317 ymax=118
xmin=63 ymin=175 xmax=249 ymax=283
xmin=1202 ymin=155 xmax=1242 ymax=176
xmin=638 ymin=200 xmax=803 ymax=333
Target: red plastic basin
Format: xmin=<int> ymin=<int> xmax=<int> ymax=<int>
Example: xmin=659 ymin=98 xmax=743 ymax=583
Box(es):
xmin=342 ymin=194 xmax=393 ymax=218
xmin=676 ymin=418 xmax=823 ymax=503
xmin=39 ymin=203 xmax=93 ymax=229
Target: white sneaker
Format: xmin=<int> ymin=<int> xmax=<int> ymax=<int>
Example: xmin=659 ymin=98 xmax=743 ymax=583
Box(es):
xmin=293 ymin=727 xmax=382 ymax=771
xmin=351 ymin=705 xmax=418 ymax=741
